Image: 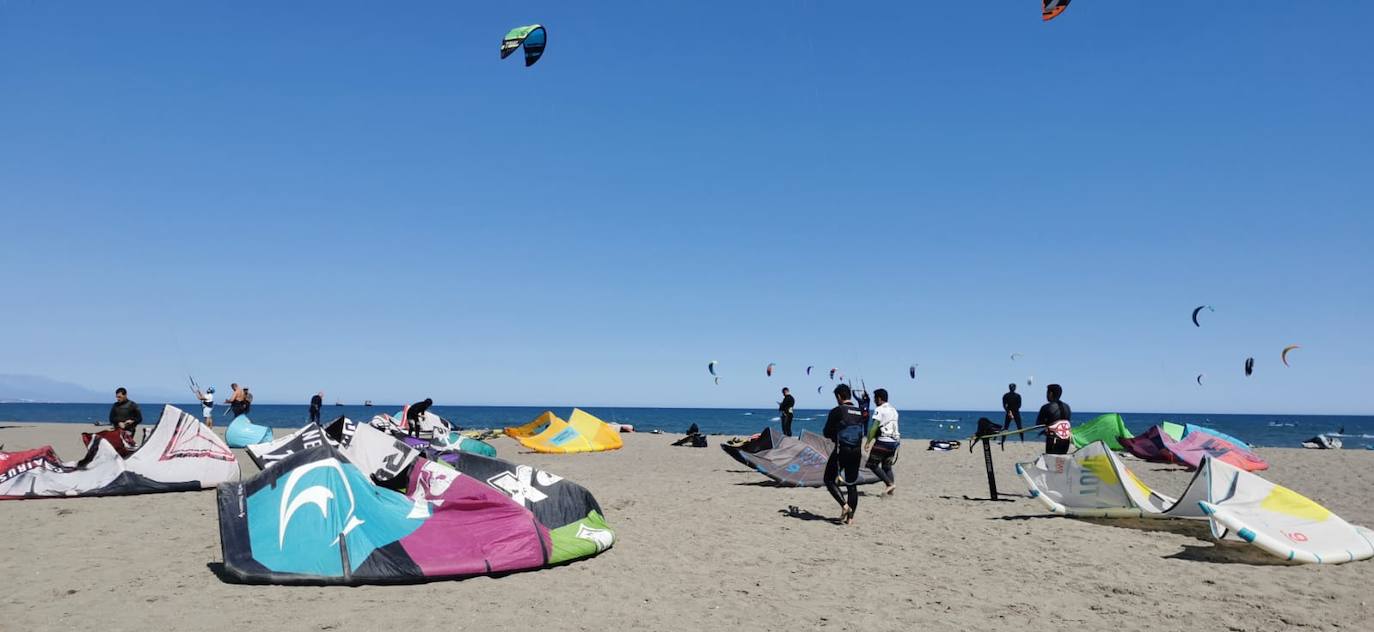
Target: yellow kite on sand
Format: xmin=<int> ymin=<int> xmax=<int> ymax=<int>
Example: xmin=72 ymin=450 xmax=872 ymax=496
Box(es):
xmin=512 ymin=409 xmax=623 ymax=453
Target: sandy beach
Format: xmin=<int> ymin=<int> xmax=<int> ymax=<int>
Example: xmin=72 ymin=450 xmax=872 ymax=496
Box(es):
xmin=2 ymin=422 xmax=1373 ymax=632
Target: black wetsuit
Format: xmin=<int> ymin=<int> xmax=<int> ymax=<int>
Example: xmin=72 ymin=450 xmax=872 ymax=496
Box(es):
xmin=309 ymin=394 xmax=322 ymax=424
xmin=1036 ymin=399 xmax=1072 ymax=454
xmin=779 ymin=394 xmax=796 ymax=437
xmin=109 ymin=400 xmax=142 ymax=429
xmin=822 ymin=402 xmax=865 ymax=513
xmin=1001 ymin=390 xmax=1023 ymax=445
xmin=407 ymin=399 xmax=433 ymax=436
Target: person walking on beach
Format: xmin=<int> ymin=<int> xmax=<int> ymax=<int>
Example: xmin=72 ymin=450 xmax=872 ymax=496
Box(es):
xmin=226 ymin=383 xmax=248 ymax=418
xmin=109 ymin=387 xmax=142 ymax=431
xmin=823 ymin=384 xmax=867 ymax=525
xmin=779 ymin=387 xmax=796 ymax=436
xmin=1001 ymin=383 xmax=1023 ymax=446
xmin=196 ymin=386 xmax=216 ymax=428
xmin=865 ymin=388 xmax=900 ymax=496
xmin=309 ymin=391 xmax=323 ymax=424
xmin=1036 ymin=384 xmax=1072 ymax=455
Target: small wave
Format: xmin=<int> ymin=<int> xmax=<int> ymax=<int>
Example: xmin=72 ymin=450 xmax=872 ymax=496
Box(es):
xmin=769 ymin=417 xmax=781 ymax=422
xmin=1328 ymin=433 xmax=1374 ymax=439
xmin=927 ymin=418 xmax=960 ymax=422
xmin=742 ymin=412 xmax=753 ymax=416
xmin=1267 ymin=422 xmax=1296 ymax=427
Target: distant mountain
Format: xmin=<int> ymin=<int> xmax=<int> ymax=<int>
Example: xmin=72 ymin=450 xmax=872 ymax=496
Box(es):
xmin=0 ymin=374 xmax=108 ymax=403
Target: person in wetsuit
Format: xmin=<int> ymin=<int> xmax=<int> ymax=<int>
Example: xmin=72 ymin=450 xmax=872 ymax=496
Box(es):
xmin=823 ymin=383 xmax=867 ymax=525
xmin=779 ymin=388 xmax=796 ymax=436
xmin=405 ymin=398 xmax=434 ymax=437
xmin=1001 ymin=383 xmax=1023 ymax=446
xmin=1036 ymin=384 xmax=1072 ymax=455
xmin=309 ymin=391 xmax=323 ymax=424
xmin=109 ymin=387 xmax=142 ymax=431
xmin=865 ymin=388 xmax=900 ymax=495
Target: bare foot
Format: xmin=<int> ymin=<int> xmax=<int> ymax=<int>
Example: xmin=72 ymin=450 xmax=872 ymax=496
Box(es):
xmin=885 ymin=485 xmax=896 ymax=496
xmin=838 ymin=505 xmax=852 ymax=524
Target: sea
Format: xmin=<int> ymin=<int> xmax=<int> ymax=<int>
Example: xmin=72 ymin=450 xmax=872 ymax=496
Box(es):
xmin=2 ymin=403 xmax=1372 ymax=449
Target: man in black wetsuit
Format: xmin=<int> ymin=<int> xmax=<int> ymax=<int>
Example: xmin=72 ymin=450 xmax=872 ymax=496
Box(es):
xmin=1001 ymin=383 xmax=1023 ymax=446
xmin=1036 ymin=384 xmax=1072 ymax=454
xmin=309 ymin=391 xmax=323 ymax=424
xmin=109 ymin=387 xmax=142 ymax=431
xmin=778 ymin=388 xmax=796 ymax=437
xmin=405 ymin=398 xmax=434 ymax=437
xmin=822 ymin=384 xmax=867 ymax=525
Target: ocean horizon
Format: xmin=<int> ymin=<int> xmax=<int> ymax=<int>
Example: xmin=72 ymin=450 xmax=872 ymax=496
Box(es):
xmin=3 ymin=402 xmax=1371 ymax=449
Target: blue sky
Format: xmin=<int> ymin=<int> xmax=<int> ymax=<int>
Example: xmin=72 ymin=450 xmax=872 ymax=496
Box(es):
xmin=1 ymin=1 xmax=1370 ymax=413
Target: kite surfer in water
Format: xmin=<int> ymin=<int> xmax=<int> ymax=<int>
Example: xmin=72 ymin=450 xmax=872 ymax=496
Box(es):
xmin=865 ymin=388 xmax=899 ymax=496
xmin=823 ymin=384 xmax=867 ymax=525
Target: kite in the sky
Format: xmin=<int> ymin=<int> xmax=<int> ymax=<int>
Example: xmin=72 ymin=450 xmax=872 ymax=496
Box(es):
xmin=1196 ymin=374 xmax=1205 ymax=386
xmin=1010 ymin=353 xmax=1023 ymax=362
xmin=829 ymin=368 xmax=837 ymax=380
xmin=707 ymin=361 xmax=718 ymax=376
xmin=1027 ymin=376 xmax=1034 ymax=386
xmin=1245 ymin=357 xmax=1255 ymax=376
xmin=806 ymin=365 xmax=814 ymax=376
xmin=1282 ymin=345 xmax=1301 ymax=367
xmin=714 ymin=377 xmax=720 ymax=386
xmin=1043 ymin=0 xmax=1071 ymax=22
xmin=909 ymin=364 xmax=917 ymax=379
xmin=501 ymin=25 xmax=547 ymax=67
xmin=766 ymin=363 xmax=775 ymax=377
xmin=1192 ymin=305 xmax=1214 ymax=328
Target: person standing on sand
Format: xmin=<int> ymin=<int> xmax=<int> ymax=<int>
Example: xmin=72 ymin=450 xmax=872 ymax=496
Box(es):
xmin=823 ymin=384 xmax=867 ymax=525
xmin=1036 ymin=384 xmax=1072 ymax=455
xmin=405 ymin=398 xmax=434 ymax=437
xmin=226 ymin=383 xmax=248 ymax=418
xmin=1001 ymin=383 xmax=1023 ymax=446
xmin=196 ymin=386 xmax=216 ymax=428
xmin=309 ymin=391 xmax=323 ymax=424
xmin=779 ymin=387 xmax=796 ymax=436
xmin=109 ymin=387 xmax=142 ymax=431
xmin=864 ymin=388 xmax=900 ymax=496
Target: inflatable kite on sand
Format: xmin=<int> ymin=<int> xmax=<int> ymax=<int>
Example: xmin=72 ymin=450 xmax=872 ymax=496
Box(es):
xmin=219 ymin=423 xmax=614 ymax=584
xmin=226 ymin=414 xmax=272 ymax=448
xmin=1119 ymin=423 xmax=1266 ymax=471
xmin=732 ymin=431 xmax=880 ymax=488
xmin=1017 ymin=442 xmax=1373 ymax=564
xmin=513 ymin=409 xmax=623 ymax=454
xmin=720 ymin=426 xmax=786 ymax=467
xmin=0 ymin=405 xmax=239 ymax=499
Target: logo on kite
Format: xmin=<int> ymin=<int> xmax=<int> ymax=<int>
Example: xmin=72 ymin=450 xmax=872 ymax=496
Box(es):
xmin=1192 ymin=305 xmax=1214 ymax=328
xmin=766 ymin=363 xmax=776 ymax=377
xmin=1282 ymin=345 xmax=1300 ymax=367
xmin=576 ymin=524 xmax=615 ymax=553
xmin=1244 ymin=357 xmax=1255 ymax=377
xmin=277 ymin=458 xmax=364 ymax=549
xmin=707 ymin=361 xmax=718 ymax=377
xmin=908 ymin=364 xmax=917 ymax=379
xmin=500 ymin=24 xmax=547 ymax=67
xmin=1043 ymin=0 xmax=1071 ymax=22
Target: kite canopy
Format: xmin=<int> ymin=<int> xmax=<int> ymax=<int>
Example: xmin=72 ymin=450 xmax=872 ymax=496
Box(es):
xmin=1042 ymin=0 xmax=1071 ymax=22
xmin=226 ymin=414 xmax=273 ymax=449
xmin=1018 ymin=442 xmax=1371 ymax=563
xmin=734 ymin=431 xmax=879 ymax=488
xmin=217 ymin=441 xmax=614 ymax=584
xmin=500 ymin=24 xmax=546 ymax=67
xmin=1245 ymin=357 xmax=1255 ymax=376
xmin=720 ymin=426 xmax=785 ymax=467
xmin=1192 ymin=305 xmax=1214 ymax=327
xmin=1282 ymin=344 xmax=1301 ymax=367
xmin=806 ymin=365 xmax=813 ymax=376
xmin=1118 ymin=423 xmax=1262 ymax=470
xmin=1069 ymin=413 xmax=1134 ymax=450
xmin=766 ymin=362 xmax=775 ymax=377
xmin=1 ymin=405 xmax=239 ymax=500
xmin=514 ymin=409 xmax=623 ymax=454
xmin=707 ymin=361 xmax=718 ymax=376
xmin=908 ymin=364 xmax=917 ymax=379
xmin=505 ymin=411 xmax=557 ymax=439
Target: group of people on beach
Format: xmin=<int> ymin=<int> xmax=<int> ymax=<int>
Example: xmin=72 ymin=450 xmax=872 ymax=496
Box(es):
xmin=776 ymin=380 xmax=1073 ymax=524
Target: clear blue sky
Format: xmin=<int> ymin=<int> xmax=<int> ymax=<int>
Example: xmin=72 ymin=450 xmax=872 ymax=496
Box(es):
xmin=1 ymin=1 xmax=1370 ymax=413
